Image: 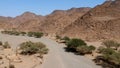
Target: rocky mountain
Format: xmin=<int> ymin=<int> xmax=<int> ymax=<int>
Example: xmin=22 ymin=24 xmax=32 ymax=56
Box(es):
xmin=60 ymin=0 xmax=120 ymax=41
xmin=39 ymin=7 xmax=91 ymax=35
xmin=0 ymin=16 xmax=13 ymax=29
xmin=0 ymin=7 xmax=90 ymax=32
xmin=11 ymin=12 xmax=45 ymax=31
xmin=0 ymin=0 xmax=119 ymax=41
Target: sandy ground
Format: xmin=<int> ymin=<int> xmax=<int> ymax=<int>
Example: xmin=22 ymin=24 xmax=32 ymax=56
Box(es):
xmin=0 ymin=32 xmax=101 ymax=68
xmin=0 ymin=49 xmax=42 ymax=68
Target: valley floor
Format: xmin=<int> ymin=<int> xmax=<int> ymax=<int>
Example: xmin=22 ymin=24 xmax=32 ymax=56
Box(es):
xmin=0 ymin=33 xmax=101 ymax=68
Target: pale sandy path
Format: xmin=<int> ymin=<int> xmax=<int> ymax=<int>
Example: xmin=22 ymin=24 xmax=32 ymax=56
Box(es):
xmin=0 ymin=33 xmax=101 ymax=68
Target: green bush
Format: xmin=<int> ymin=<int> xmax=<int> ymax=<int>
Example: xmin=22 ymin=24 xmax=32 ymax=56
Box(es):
xmin=38 ymin=48 xmax=49 ymax=54
xmin=66 ymin=38 xmax=86 ymax=49
xmin=96 ymin=42 xmax=120 ymax=68
xmin=62 ymin=36 xmax=70 ymax=43
xmin=20 ymin=41 xmax=48 ymax=55
xmin=1 ymin=30 xmax=21 ymax=36
xmin=101 ymin=48 xmax=115 ymax=55
xmin=102 ymin=40 xmax=119 ymax=48
xmin=27 ymin=32 xmax=34 ymax=37
xmin=34 ymin=32 xmax=43 ymax=38
xmin=89 ymin=45 xmax=96 ymax=51
xmin=76 ymin=45 xmax=96 ymax=55
xmin=97 ymin=46 xmax=105 ymax=53
xmin=27 ymin=32 xmax=43 ymax=38
xmin=101 ymin=48 xmax=120 ymax=66
xmin=13 ymin=31 xmax=20 ymax=36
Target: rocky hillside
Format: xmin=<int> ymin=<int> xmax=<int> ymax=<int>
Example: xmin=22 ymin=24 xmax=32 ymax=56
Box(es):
xmin=0 ymin=0 xmax=120 ymax=41
xmin=11 ymin=12 xmax=45 ymax=31
xmin=60 ymin=0 xmax=120 ymax=41
xmin=0 ymin=7 xmax=90 ymax=32
xmin=40 ymin=7 xmax=91 ymax=35
xmin=0 ymin=16 xmax=13 ymax=29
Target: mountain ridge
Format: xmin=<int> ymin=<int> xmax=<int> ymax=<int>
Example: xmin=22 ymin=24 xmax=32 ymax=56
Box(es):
xmin=0 ymin=0 xmax=120 ymax=41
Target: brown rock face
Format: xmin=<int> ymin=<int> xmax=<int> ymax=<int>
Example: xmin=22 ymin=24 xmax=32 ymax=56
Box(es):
xmin=60 ymin=0 xmax=120 ymax=41
xmin=0 ymin=16 xmax=13 ymax=29
xmin=40 ymin=7 xmax=91 ymax=35
xmin=0 ymin=8 xmax=90 ymax=32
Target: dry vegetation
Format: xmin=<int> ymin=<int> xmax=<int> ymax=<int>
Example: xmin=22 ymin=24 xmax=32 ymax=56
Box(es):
xmin=0 ymin=41 xmax=48 ymax=68
xmin=1 ymin=30 xmax=44 ymax=38
xmin=56 ymin=36 xmax=120 ymax=68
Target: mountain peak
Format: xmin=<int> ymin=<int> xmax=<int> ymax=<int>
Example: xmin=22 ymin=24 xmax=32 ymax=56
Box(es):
xmin=51 ymin=10 xmax=66 ymax=14
xmin=20 ymin=11 xmax=37 ymax=17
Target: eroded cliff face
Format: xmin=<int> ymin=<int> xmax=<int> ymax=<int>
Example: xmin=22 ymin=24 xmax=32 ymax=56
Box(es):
xmin=60 ymin=0 xmax=120 ymax=41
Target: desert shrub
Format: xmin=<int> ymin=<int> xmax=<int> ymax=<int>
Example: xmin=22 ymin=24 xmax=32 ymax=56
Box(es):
xmin=0 ymin=41 xmax=2 ymax=45
xmin=97 ymin=46 xmax=105 ymax=53
xmin=9 ymin=64 xmax=15 ymax=68
xmin=1 ymin=30 xmax=8 ymax=34
xmin=20 ymin=32 xmax=26 ymax=36
xmin=0 ymin=56 xmax=3 ymax=59
xmin=27 ymin=32 xmax=34 ymax=37
xmin=89 ymin=45 xmax=96 ymax=51
xmin=13 ymin=31 xmax=20 ymax=36
xmin=66 ymin=38 xmax=86 ymax=49
xmin=27 ymin=32 xmax=43 ymax=38
xmin=20 ymin=41 xmax=48 ymax=55
xmin=101 ymin=48 xmax=120 ymax=67
xmin=62 ymin=36 xmax=70 ymax=43
xmin=34 ymin=32 xmax=43 ymax=38
xmin=95 ymin=42 xmax=120 ymax=68
xmin=56 ymin=35 xmax=61 ymax=39
xmin=38 ymin=48 xmax=49 ymax=54
xmin=1 ymin=30 xmax=21 ymax=36
xmin=101 ymin=48 xmax=115 ymax=55
xmin=3 ymin=42 xmax=11 ymax=48
xmin=102 ymin=40 xmax=119 ymax=48
xmin=76 ymin=45 xmax=96 ymax=55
